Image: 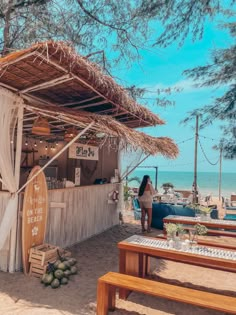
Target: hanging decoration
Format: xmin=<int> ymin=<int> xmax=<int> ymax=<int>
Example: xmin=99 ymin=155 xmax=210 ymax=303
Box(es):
xmin=32 ymin=116 xmax=51 ymax=136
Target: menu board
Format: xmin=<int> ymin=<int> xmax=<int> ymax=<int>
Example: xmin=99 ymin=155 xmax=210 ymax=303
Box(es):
xmin=21 ymin=166 xmax=48 ymax=274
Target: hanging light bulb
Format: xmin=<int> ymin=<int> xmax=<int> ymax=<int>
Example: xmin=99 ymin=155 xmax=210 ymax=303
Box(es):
xmin=25 ymin=140 xmax=28 ymax=146
xmin=45 ymin=145 xmax=48 ymax=150
xmin=39 ymin=139 xmax=43 ymax=143
xmin=64 ymin=127 xmax=78 ymax=142
xmin=34 ymin=141 xmax=37 ymax=147
xmin=56 ymin=141 xmax=59 ymax=146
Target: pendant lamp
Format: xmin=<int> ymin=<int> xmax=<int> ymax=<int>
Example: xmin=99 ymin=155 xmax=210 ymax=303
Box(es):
xmin=32 ymin=117 xmax=50 ymax=136
xmin=64 ymin=127 xmax=78 ymax=142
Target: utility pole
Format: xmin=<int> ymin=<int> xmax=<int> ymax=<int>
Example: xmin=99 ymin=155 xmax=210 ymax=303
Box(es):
xmin=193 ymin=115 xmax=199 ymax=203
xmin=218 ymin=146 xmax=223 ymax=201
xmin=154 ymin=166 xmax=158 ymax=191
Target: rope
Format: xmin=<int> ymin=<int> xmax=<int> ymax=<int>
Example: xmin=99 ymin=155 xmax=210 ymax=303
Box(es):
xmin=198 ymin=138 xmax=220 ymax=166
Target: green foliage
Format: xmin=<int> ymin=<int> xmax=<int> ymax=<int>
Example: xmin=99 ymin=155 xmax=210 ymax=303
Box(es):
xmin=189 ymin=204 xmax=212 ymax=215
xmin=165 ymin=223 xmax=186 ymax=236
xmin=164 ymin=223 xmax=177 ymax=235
xmin=194 ymin=223 xmax=208 ymax=236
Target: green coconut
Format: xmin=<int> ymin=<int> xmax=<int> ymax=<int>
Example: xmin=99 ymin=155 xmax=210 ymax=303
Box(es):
xmin=68 ymin=258 xmax=77 ymax=266
xmin=42 ymin=273 xmax=54 ymax=285
xmin=60 ymin=277 xmax=68 ymax=285
xmin=53 ymin=260 xmax=61 ymax=269
xmin=63 ymin=269 xmax=71 ymax=278
xmin=70 ymin=266 xmax=78 ymax=275
xmin=54 ymin=269 xmax=64 ymax=280
xmin=51 ymin=278 xmax=60 ymax=289
xmin=57 ymin=262 xmax=67 ymax=271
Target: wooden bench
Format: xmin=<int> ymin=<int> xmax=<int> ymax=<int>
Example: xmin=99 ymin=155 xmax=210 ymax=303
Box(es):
xmin=97 ymin=272 xmax=236 ymax=315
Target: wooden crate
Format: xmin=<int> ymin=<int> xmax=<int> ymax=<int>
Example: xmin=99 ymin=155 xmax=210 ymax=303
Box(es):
xmin=29 ymin=263 xmax=48 ymax=278
xmin=29 ymin=243 xmax=59 ymax=266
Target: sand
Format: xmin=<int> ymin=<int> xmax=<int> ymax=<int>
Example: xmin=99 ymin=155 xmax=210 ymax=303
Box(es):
xmin=0 ymin=208 xmax=236 ymax=315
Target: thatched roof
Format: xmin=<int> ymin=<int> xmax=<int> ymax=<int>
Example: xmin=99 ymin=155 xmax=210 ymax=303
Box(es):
xmin=0 ymin=41 xmax=164 ymax=128
xmin=24 ymin=102 xmax=178 ymax=158
xmin=0 ymin=41 xmax=178 ymax=157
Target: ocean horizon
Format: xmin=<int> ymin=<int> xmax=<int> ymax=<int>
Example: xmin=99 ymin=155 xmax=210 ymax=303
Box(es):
xmin=125 ymin=169 xmax=235 ymax=198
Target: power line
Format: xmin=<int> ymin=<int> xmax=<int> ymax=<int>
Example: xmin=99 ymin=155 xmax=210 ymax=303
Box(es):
xmin=198 ymin=138 xmax=220 ymax=166
xmin=176 ymin=137 xmax=194 ymax=145
xmin=199 ymin=134 xmax=220 ymax=142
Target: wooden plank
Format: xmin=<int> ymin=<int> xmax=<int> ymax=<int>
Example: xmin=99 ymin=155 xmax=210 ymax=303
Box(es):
xmin=50 ymin=202 xmax=66 ymax=209
xmin=97 ymin=272 xmax=236 ymax=314
xmin=21 ymin=166 xmax=48 ymax=274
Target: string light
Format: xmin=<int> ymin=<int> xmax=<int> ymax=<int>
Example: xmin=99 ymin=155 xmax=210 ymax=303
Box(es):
xmin=45 ymin=145 xmax=48 ymax=150
xmin=34 ymin=141 xmax=37 ymax=147
xmin=39 ymin=139 xmax=43 ymax=143
xmin=25 ymin=140 xmax=28 ymax=146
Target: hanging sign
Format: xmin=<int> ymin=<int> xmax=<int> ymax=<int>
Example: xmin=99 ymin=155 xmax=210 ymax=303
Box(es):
xmin=22 ymin=166 xmax=48 ymax=274
xmin=69 ymin=143 xmax=99 ymax=160
xmin=75 ymin=167 xmax=81 ymax=186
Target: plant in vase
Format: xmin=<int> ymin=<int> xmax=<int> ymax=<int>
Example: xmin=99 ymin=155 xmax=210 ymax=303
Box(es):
xmin=164 ymin=223 xmax=177 ymax=240
xmin=189 ymin=204 xmax=212 ymax=220
xmin=189 ymin=223 xmax=208 ymax=245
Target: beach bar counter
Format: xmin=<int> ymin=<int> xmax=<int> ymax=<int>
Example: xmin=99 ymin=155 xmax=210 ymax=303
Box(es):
xmin=0 ymin=41 xmax=178 ymax=273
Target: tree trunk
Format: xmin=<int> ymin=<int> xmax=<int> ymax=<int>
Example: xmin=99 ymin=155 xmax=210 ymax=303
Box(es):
xmin=2 ymin=1 xmax=13 ymax=56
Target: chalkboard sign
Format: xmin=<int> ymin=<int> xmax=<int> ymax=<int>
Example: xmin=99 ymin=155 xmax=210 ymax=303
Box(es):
xmin=21 ymin=166 xmax=48 ymax=274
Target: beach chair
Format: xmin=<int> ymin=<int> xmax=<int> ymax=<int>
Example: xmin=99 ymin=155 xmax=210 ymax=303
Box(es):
xmin=132 ymin=198 xmax=141 ymax=220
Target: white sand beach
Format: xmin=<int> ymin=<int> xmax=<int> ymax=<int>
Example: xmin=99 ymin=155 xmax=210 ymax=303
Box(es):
xmin=0 ymin=208 xmax=236 ymax=315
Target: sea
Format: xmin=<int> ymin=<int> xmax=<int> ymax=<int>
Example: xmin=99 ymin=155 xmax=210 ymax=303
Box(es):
xmin=126 ymin=169 xmax=236 ymax=198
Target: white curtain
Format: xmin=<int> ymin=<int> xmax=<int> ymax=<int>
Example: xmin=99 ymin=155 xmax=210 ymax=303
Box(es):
xmin=0 ymin=87 xmax=24 ymax=250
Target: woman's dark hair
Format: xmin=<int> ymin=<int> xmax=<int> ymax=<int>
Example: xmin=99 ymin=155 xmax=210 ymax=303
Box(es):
xmin=138 ymin=175 xmax=150 ymax=197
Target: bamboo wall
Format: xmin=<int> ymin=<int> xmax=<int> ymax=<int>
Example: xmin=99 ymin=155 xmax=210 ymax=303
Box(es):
xmin=0 ymin=192 xmax=12 ymax=271
xmin=12 ymin=183 xmax=120 ymax=271
xmin=45 ymin=183 xmax=120 ymax=248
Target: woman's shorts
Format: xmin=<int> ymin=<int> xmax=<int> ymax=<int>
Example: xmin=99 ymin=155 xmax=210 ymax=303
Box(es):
xmin=138 ymin=200 xmax=152 ymax=209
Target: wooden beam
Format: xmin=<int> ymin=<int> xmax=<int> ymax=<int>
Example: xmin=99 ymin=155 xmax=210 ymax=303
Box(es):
xmin=20 ymin=74 xmax=72 ymax=93
xmin=59 ymin=95 xmax=101 ymax=106
xmin=0 ymin=52 xmax=37 ymax=69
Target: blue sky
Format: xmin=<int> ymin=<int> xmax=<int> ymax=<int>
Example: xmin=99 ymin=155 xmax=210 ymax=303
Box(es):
xmin=114 ymin=17 xmax=235 ymax=173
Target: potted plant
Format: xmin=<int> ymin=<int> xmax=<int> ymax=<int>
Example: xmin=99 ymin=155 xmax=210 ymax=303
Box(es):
xmin=161 ymin=182 xmax=174 ymax=194
xmin=189 ymin=204 xmax=212 ymax=220
xmin=189 ymin=223 xmax=208 ymax=245
xmin=164 ymin=223 xmax=178 ymax=240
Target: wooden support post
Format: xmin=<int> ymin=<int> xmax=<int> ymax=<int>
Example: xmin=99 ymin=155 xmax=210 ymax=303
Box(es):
xmin=97 ymin=280 xmax=109 ymax=315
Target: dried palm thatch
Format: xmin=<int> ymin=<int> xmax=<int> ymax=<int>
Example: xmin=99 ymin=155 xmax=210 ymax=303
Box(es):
xmin=24 ymin=102 xmax=178 ymax=158
xmin=0 ymin=41 xmax=164 ymax=128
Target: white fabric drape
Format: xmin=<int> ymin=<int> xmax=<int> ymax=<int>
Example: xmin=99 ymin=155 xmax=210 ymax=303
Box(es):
xmin=0 ymin=88 xmax=24 ymax=250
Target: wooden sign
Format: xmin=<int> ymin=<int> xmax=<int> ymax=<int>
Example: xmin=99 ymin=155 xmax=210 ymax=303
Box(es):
xmin=22 ymin=166 xmax=48 ymax=274
xmin=69 ymin=143 xmax=99 ymax=160
xmin=74 ymin=167 xmax=81 ymax=186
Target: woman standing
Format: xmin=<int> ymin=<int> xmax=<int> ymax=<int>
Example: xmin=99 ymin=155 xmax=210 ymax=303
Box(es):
xmin=138 ymin=175 xmax=156 ymax=233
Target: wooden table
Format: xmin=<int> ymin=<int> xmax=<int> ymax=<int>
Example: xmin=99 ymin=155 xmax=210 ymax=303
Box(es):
xmin=163 ymin=215 xmax=236 ymax=237
xmin=118 ymin=235 xmax=236 ymax=299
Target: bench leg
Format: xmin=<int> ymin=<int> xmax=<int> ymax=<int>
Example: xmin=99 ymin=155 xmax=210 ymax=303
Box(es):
xmin=97 ymin=281 xmax=116 ymax=315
